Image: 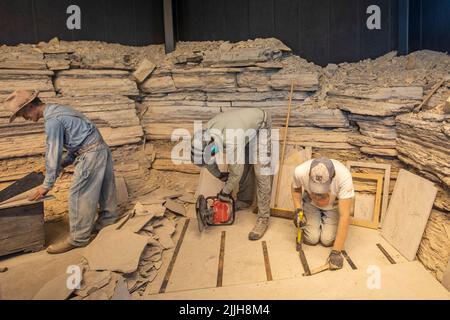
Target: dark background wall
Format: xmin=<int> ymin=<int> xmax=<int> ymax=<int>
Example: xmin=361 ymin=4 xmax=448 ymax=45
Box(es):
xmin=176 ymin=0 xmax=399 ymax=66
xmin=417 ymin=0 xmax=450 ymax=53
xmin=0 ymin=0 xmax=164 ymax=46
xmin=0 ymin=0 xmax=448 ymax=66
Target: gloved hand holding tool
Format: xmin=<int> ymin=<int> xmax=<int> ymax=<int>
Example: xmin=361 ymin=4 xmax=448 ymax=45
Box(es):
xmin=218 ymin=172 xmax=229 ymax=182
xmin=217 ymin=189 xmax=233 ymax=203
xmin=327 ymin=250 xmax=344 ymax=270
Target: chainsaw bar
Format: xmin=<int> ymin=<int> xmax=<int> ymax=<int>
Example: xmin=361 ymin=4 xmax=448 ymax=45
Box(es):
xmin=195 ymin=194 xmax=208 ymax=232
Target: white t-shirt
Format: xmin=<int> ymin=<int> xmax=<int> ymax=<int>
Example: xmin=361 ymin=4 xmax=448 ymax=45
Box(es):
xmin=292 ymin=159 xmax=354 ymax=210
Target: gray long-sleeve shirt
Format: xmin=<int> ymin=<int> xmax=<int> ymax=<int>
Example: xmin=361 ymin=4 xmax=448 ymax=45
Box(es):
xmin=205 ymin=108 xmax=266 ymax=194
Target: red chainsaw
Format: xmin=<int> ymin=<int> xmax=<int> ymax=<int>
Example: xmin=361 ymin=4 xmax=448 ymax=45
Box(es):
xmin=195 ymin=195 xmax=235 ymax=232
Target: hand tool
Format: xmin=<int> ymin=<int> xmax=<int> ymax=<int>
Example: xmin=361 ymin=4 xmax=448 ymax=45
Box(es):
xmin=304 ymin=262 xmax=331 ymax=276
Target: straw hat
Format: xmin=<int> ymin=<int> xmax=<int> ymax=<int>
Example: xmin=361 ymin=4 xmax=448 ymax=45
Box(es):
xmin=3 ymin=89 xmax=39 ymax=123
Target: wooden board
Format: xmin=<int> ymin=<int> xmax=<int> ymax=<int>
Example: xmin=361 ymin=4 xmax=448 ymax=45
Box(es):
xmin=0 ymin=171 xmax=44 ymax=203
xmin=381 ymin=169 xmax=437 ymax=261
xmin=150 ymin=261 xmax=450 ymax=300
xmin=0 ymin=195 xmax=55 ymax=210
xmin=0 ymin=202 xmax=45 ymax=257
xmin=270 ymin=147 xmax=311 ymax=211
xmin=346 ymin=161 xmax=391 ymax=225
xmin=350 ymin=173 xmax=383 ymax=229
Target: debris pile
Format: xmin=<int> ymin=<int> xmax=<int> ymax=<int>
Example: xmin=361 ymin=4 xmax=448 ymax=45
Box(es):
xmin=32 ymin=186 xmax=192 ymax=300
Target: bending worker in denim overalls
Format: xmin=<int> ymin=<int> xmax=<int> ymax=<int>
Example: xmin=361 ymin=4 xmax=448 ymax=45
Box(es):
xmin=5 ymin=90 xmax=117 ymax=254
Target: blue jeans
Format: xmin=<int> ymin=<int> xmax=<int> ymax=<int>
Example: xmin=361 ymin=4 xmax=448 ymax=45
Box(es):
xmin=302 ymin=194 xmax=339 ymax=247
xmin=68 ymin=143 xmax=117 ymax=246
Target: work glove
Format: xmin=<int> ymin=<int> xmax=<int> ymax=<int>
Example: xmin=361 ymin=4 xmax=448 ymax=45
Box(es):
xmin=293 ymin=208 xmax=307 ymax=228
xmin=328 ymin=250 xmax=344 ymax=270
xmin=217 ymin=190 xmax=233 ymax=203
xmin=218 ymin=172 xmax=229 ymax=182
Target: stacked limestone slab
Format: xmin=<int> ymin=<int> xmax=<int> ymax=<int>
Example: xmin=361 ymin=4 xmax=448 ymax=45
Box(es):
xmin=397 ymin=109 xmax=450 ymax=188
xmin=0 ymin=39 xmax=150 ymax=216
xmin=325 ymin=51 xmax=450 ymax=157
xmin=139 ymin=39 xmax=353 ymax=173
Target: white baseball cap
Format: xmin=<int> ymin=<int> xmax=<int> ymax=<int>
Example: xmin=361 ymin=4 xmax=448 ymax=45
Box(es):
xmin=309 ymin=157 xmax=335 ymax=194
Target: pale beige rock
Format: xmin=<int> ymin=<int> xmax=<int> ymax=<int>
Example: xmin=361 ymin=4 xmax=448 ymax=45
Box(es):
xmin=173 ymin=73 xmax=236 ymax=92
xmin=32 ymin=272 xmax=75 ymax=300
xmin=270 ymin=72 xmax=319 ymax=91
xmin=330 ymin=97 xmax=416 ymax=116
xmin=382 ymin=170 xmax=438 ymax=261
xmin=132 ymin=59 xmax=156 ymax=83
xmin=164 ymin=199 xmax=186 ymax=216
xmin=417 ymin=210 xmax=450 ymax=282
xmin=83 ymin=229 xmax=148 ymax=273
xmin=75 ymin=271 xmax=112 ymax=298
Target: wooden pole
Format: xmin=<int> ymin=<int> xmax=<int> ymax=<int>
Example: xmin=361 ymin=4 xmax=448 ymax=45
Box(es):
xmin=414 ymin=77 xmax=447 ymax=113
xmin=274 ymin=81 xmax=294 ymax=208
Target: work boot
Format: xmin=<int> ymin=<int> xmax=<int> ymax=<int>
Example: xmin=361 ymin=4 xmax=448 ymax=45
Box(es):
xmin=235 ymin=200 xmax=251 ymax=211
xmin=47 ymin=239 xmax=84 ymax=254
xmin=248 ymin=217 xmax=269 ymax=240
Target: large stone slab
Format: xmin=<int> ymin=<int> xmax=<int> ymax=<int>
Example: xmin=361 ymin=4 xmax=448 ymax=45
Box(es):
xmin=381 ymin=169 xmax=437 ymax=261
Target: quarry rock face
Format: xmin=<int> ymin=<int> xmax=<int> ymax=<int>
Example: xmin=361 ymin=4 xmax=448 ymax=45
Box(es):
xmin=0 ymin=38 xmax=449 ymax=284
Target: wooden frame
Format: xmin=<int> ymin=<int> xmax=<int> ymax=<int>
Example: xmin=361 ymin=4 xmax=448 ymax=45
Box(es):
xmin=346 ymin=161 xmax=391 ymax=225
xmin=350 ymin=172 xmax=383 ymax=229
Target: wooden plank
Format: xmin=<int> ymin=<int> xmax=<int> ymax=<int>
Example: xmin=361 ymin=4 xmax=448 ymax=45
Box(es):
xmin=216 ymin=231 xmax=226 ymax=287
xmin=270 ymin=147 xmax=312 ymax=212
xmin=346 ymin=161 xmax=391 ymax=225
xmin=261 ymin=241 xmax=273 ymax=281
xmin=0 ymin=171 xmax=44 ymax=203
xmin=376 ymin=243 xmax=396 ymax=264
xmin=303 ymin=243 xmax=352 ymax=275
xmin=0 ymin=195 xmax=54 ymax=210
xmin=350 ymin=173 xmax=383 ymax=229
xmin=151 ymin=261 xmax=450 ymax=300
xmin=341 ymin=250 xmax=357 ymax=270
xmin=0 ymin=202 xmax=45 ymax=257
xmin=381 ymin=169 xmax=437 ymax=261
